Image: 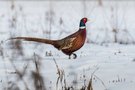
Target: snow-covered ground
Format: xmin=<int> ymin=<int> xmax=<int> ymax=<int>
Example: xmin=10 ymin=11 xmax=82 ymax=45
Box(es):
xmin=0 ymin=0 xmax=135 ymax=90
xmin=0 ymin=43 xmax=135 ymax=90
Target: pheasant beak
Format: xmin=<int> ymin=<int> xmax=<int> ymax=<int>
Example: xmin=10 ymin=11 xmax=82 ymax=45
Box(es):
xmin=87 ymin=19 xmax=90 ymax=22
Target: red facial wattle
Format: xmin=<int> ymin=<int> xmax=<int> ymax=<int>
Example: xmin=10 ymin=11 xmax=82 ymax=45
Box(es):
xmin=83 ymin=18 xmax=87 ymax=23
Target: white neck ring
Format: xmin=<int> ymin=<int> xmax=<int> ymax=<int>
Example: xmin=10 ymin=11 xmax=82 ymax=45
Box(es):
xmin=79 ymin=26 xmax=86 ymax=29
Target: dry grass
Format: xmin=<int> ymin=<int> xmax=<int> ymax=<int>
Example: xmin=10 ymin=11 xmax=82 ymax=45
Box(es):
xmin=0 ymin=39 xmax=108 ymax=90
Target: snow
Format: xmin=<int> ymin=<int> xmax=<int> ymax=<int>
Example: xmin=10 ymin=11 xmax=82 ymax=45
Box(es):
xmin=0 ymin=0 xmax=135 ymax=90
xmin=1 ymin=43 xmax=135 ymax=90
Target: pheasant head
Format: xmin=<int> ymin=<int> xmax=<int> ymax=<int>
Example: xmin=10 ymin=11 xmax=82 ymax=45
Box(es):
xmin=79 ymin=17 xmax=88 ymax=29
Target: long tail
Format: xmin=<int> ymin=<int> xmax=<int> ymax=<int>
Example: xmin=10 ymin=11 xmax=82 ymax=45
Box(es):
xmin=9 ymin=37 xmax=55 ymax=45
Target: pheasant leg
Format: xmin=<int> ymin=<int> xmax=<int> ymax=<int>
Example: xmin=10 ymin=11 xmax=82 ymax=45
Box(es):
xmin=68 ymin=53 xmax=77 ymax=59
xmin=69 ymin=55 xmax=71 ymax=59
xmin=73 ymin=53 xmax=77 ymax=59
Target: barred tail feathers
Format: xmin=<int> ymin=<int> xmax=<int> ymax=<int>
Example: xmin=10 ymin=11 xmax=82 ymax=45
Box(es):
xmin=10 ymin=37 xmax=55 ymax=45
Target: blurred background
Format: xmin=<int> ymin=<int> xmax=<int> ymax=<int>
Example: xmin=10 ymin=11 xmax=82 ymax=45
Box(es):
xmin=0 ymin=1 xmax=135 ymax=90
xmin=0 ymin=0 xmax=135 ymax=44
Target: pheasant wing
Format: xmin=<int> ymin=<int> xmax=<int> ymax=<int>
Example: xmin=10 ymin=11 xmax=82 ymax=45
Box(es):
xmin=59 ymin=37 xmax=76 ymax=50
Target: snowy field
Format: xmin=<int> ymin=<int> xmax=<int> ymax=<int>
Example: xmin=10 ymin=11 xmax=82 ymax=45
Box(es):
xmin=0 ymin=0 xmax=135 ymax=90
xmin=0 ymin=43 xmax=135 ymax=90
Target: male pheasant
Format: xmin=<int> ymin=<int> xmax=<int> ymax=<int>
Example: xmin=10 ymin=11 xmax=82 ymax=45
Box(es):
xmin=10 ymin=17 xmax=88 ymax=59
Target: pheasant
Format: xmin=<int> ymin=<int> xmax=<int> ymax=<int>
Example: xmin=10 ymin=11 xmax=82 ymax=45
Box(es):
xmin=9 ymin=17 xmax=88 ymax=59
